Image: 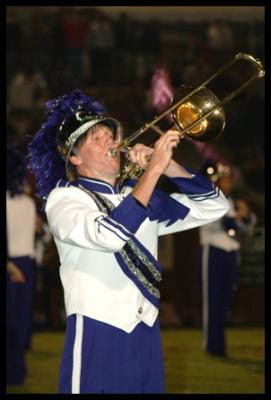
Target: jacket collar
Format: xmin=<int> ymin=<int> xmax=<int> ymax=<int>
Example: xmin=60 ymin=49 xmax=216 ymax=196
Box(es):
xmin=77 ymin=176 xmax=120 ymax=194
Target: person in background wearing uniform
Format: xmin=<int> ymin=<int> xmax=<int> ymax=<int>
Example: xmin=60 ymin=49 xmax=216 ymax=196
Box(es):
xmin=6 ymin=144 xmax=38 ymax=386
xmin=28 ymin=89 xmax=229 ymax=394
xmin=199 ymin=161 xmax=257 ymax=357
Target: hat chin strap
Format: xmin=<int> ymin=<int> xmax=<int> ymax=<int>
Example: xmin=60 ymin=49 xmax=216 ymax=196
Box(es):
xmin=65 ymin=143 xmax=79 ymax=180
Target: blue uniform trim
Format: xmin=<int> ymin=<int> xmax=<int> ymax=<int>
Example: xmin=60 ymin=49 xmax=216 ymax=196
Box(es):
xmin=55 ymin=178 xmax=164 ymax=306
xmin=56 ymin=178 xmax=72 ymax=188
xmin=96 ymin=219 xmax=128 ymax=242
xmin=78 ymin=176 xmax=120 ymax=194
xmin=123 ymin=179 xmax=190 ymax=227
xmin=102 ymin=216 xmax=132 ymax=239
xmin=109 ymin=193 xmax=148 ymax=234
xmin=76 ymin=186 xmax=162 ymax=306
xmin=57 ymin=177 xmax=121 ymax=194
xmin=188 ymin=188 xmax=216 ymax=198
xmin=200 ymin=244 xmax=237 ymax=356
xmin=59 ymin=315 xmax=165 ymax=393
xmin=170 ymin=170 xmax=215 ymax=195
xmin=95 ymin=191 xmax=162 ymax=303
xmin=57 ymin=177 xmax=190 ymax=229
xmin=187 ymin=187 xmax=220 ymax=202
xmin=115 ymin=234 xmax=162 ymax=306
xmin=57 ymin=179 xmax=148 ymax=235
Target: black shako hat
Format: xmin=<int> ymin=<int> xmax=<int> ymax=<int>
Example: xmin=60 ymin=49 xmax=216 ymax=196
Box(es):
xmin=57 ymin=108 xmax=122 ymax=159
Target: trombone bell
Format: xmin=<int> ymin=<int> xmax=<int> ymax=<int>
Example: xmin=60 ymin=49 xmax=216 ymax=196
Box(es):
xmin=172 ymin=85 xmax=226 ymax=142
xmin=112 ymin=52 xmax=264 ymax=158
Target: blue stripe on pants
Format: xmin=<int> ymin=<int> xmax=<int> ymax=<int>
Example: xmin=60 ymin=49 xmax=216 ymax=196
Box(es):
xmin=59 ymin=314 xmax=165 ymax=393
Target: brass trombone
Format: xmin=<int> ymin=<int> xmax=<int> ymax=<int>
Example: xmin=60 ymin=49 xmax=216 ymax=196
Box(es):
xmin=110 ymin=52 xmax=265 ymax=180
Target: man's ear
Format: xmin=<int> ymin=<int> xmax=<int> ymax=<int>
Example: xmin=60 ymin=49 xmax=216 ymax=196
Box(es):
xmin=69 ymin=154 xmax=82 ymax=166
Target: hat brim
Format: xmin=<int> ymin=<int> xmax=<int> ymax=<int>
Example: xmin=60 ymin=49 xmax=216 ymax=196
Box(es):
xmin=64 ymin=117 xmax=122 ymax=180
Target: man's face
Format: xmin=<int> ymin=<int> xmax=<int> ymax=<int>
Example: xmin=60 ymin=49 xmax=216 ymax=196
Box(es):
xmin=72 ymin=124 xmax=120 ymax=182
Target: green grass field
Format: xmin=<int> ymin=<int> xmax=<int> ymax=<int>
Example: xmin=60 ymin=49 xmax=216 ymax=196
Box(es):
xmin=6 ymin=327 xmax=264 ymax=394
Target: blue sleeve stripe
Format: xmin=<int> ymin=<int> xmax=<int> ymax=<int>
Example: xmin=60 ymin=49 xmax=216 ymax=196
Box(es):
xmin=108 ymin=193 xmax=148 ymax=234
xmin=170 ymin=175 xmax=216 ymax=196
xmin=101 ymin=216 xmax=131 ymax=240
xmin=104 ymin=215 xmax=132 ymax=236
xmin=97 ymin=220 xmax=127 ymax=242
xmin=187 ymin=191 xmax=217 ymax=200
xmin=56 ymin=179 xmax=71 ymax=188
xmin=187 ymin=188 xmax=220 ymax=202
xmin=187 ymin=185 xmax=216 ymax=198
xmin=187 ymin=186 xmax=218 ymax=200
xmin=103 ymin=216 xmax=133 ymax=240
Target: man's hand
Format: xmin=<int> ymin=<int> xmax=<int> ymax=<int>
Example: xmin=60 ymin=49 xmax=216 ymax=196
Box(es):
xmin=147 ymin=130 xmax=181 ymax=175
xmin=127 ymin=143 xmax=153 ymax=170
xmin=129 ymin=130 xmax=191 ymax=207
xmin=128 ymin=130 xmax=181 ymax=175
xmin=128 ymin=129 xmax=192 ymax=179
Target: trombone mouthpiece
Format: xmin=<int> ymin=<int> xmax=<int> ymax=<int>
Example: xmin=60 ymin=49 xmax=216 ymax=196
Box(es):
xmin=107 ymin=148 xmax=118 ymax=157
xmin=108 ymin=147 xmax=129 ymax=157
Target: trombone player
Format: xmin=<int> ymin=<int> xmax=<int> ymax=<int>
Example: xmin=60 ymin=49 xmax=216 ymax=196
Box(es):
xmin=28 ymin=89 xmax=229 ymax=393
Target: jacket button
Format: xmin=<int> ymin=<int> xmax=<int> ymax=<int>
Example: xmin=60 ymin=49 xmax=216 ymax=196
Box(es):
xmin=138 ymin=307 xmax=143 ymax=314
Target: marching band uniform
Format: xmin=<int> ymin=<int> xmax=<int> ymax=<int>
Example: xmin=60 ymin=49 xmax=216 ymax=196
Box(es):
xmin=199 ymin=197 xmax=239 ymax=356
xmin=198 ymin=162 xmax=256 ymax=356
xmin=28 ymin=89 xmax=229 ymax=393
xmin=45 ymin=173 xmax=228 ymax=393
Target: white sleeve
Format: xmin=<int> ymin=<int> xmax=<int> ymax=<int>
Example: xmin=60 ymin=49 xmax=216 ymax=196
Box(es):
xmin=45 ymin=186 xmax=147 ymax=252
xmin=158 ymin=174 xmax=229 ymax=236
xmin=6 ymin=193 xmax=37 ymax=257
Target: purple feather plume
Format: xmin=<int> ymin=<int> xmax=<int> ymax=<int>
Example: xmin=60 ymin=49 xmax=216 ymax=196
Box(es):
xmin=27 ymin=89 xmax=105 ymax=199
